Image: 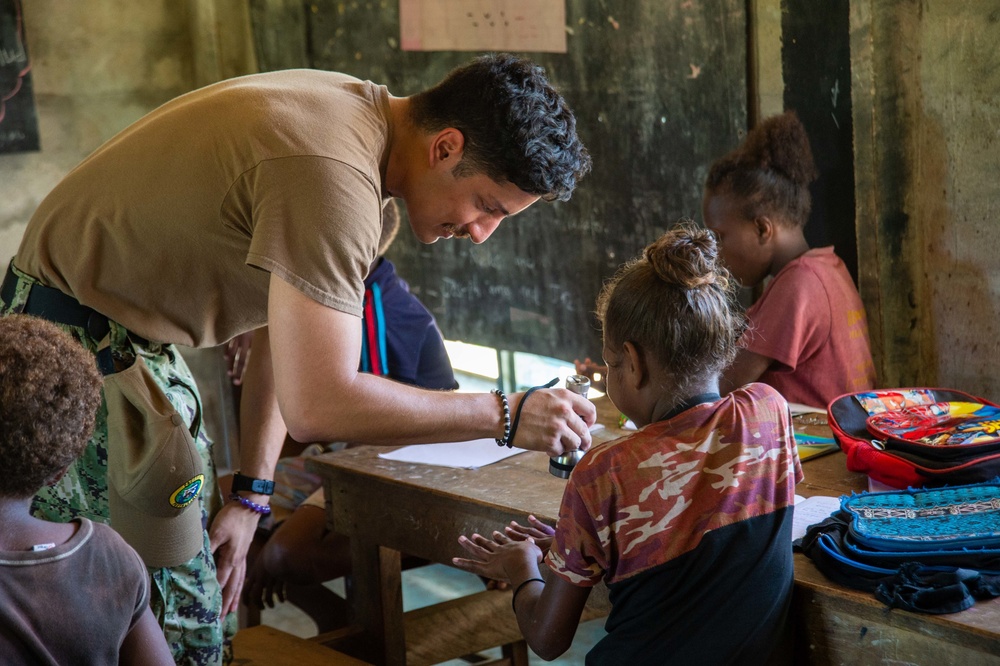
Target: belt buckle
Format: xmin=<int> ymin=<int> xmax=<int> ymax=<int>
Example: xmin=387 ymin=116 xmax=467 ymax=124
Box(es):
xmin=86 ymin=311 xmax=110 ymax=340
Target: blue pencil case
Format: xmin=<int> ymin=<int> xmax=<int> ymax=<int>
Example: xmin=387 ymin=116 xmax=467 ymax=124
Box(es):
xmin=795 ymin=481 xmax=1000 ymax=613
xmin=841 ymin=481 xmax=1000 ymax=550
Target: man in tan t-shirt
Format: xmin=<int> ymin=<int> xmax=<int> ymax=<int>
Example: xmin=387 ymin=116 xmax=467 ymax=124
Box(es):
xmin=1 ymin=54 xmax=592 ymax=664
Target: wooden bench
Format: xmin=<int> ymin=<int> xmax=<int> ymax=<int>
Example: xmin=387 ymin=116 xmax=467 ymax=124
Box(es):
xmin=314 ymin=586 xmax=605 ymax=666
xmin=403 ymin=589 xmax=529 ymax=666
xmin=232 ymin=625 xmax=372 ymax=665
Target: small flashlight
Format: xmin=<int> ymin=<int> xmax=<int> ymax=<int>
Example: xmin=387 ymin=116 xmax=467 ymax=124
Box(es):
xmin=549 ymin=375 xmax=591 ymax=479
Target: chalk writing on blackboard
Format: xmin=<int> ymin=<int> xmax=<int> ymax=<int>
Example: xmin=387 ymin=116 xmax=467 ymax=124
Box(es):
xmin=399 ymin=0 xmax=566 ymax=53
xmin=294 ymin=0 xmax=748 ymax=361
xmin=0 ymin=0 xmax=39 ymax=153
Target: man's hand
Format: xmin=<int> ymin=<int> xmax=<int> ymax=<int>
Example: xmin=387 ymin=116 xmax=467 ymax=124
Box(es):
xmin=508 ymin=388 xmax=597 ymax=456
xmin=209 ymin=501 xmax=262 ymax=615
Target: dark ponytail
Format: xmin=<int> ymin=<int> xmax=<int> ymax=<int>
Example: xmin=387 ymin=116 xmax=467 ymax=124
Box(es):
xmin=704 ymin=111 xmax=817 ymax=227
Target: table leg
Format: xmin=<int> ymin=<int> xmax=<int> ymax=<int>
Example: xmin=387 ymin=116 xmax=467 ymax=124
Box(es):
xmin=348 ymin=538 xmax=404 ymax=665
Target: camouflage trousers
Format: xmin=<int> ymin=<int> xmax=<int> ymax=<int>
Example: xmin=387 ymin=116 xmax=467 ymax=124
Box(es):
xmin=1 ymin=264 xmax=236 ymax=665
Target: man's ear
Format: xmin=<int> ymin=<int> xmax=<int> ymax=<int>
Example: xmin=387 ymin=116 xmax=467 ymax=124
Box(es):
xmin=622 ymin=341 xmax=648 ymax=390
xmin=430 ymin=128 xmax=465 ymax=166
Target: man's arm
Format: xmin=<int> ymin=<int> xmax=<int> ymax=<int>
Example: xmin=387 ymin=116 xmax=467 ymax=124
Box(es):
xmin=720 ymin=347 xmax=773 ymax=395
xmin=209 ymin=325 xmax=289 ymax=615
xmin=234 ymin=326 xmax=289 ymax=487
xmin=267 ymin=272 xmax=595 ymax=454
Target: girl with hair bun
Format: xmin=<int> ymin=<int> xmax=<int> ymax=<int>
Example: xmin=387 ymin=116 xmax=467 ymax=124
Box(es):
xmin=704 ymin=111 xmax=875 ymax=408
xmin=453 ymin=223 xmax=802 ymax=664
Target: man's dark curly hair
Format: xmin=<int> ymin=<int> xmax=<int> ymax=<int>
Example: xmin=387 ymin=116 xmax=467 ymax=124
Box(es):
xmin=704 ymin=111 xmax=818 ymax=227
xmin=0 ymin=315 xmax=102 ymax=498
xmin=409 ymin=53 xmax=591 ymax=202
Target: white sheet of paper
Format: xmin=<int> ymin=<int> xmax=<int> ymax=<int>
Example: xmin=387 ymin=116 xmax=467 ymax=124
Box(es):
xmin=378 ymin=424 xmax=606 ymax=469
xmin=378 ymin=438 xmax=526 ymax=469
xmin=792 ymin=495 xmax=841 ymax=541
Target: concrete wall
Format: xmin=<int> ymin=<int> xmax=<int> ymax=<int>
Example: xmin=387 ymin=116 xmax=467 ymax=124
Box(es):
xmin=851 ymin=0 xmax=1000 ymax=397
xmin=0 ymin=1 xmax=193 ymax=263
xmin=0 ymin=0 xmax=255 ymax=264
xmin=0 ymin=0 xmax=257 ymax=469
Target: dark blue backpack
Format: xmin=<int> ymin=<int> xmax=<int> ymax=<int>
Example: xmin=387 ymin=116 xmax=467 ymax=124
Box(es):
xmin=795 ymin=481 xmax=1000 ymax=614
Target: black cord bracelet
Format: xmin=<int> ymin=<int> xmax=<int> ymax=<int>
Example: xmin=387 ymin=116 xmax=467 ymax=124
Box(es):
xmin=507 ymin=377 xmax=559 ymax=448
xmin=511 ymin=577 xmax=546 ymax=613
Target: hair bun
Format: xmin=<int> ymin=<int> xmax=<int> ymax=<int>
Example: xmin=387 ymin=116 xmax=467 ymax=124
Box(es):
xmin=645 ymin=222 xmax=729 ymax=291
xmin=740 ymin=111 xmax=818 ymax=187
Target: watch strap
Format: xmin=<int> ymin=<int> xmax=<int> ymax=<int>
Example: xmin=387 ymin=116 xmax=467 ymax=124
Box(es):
xmin=231 ymin=472 xmax=275 ymax=496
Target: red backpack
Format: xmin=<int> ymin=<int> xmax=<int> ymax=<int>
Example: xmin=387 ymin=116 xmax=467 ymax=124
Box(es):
xmin=827 ymin=388 xmax=1000 ymax=488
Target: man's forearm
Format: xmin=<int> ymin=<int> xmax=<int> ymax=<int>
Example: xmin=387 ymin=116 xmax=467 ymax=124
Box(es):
xmin=237 ymin=327 xmax=288 ymax=485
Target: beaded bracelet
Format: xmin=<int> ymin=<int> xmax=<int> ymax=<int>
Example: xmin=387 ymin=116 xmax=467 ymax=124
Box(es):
xmin=229 ymin=492 xmax=271 ymax=516
xmin=492 ymin=388 xmax=511 ymax=447
xmin=511 ymin=577 xmax=545 ymax=612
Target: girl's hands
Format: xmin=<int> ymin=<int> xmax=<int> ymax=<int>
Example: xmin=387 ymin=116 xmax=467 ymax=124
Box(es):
xmin=452 ymin=530 xmax=542 ymax=583
xmin=573 ymin=357 xmax=608 ymax=393
xmin=505 ymin=515 xmax=555 ymax=554
xmin=225 ymin=332 xmax=254 ymax=386
xmin=242 ymin=554 xmax=287 ymax=610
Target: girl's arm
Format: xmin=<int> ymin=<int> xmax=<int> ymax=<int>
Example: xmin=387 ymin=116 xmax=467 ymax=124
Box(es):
xmin=511 ymin=573 xmax=591 ymax=660
xmin=453 ymin=532 xmax=591 ymax=660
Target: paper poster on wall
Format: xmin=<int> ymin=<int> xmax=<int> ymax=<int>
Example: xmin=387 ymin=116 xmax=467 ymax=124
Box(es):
xmin=400 ymin=0 xmax=566 ymax=53
xmin=0 ymin=0 xmax=39 ymax=153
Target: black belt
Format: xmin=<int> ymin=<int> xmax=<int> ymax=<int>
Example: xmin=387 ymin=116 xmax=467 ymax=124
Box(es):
xmin=2 ymin=262 xmax=112 ymax=340
xmin=2 ymin=263 xmax=122 ymax=373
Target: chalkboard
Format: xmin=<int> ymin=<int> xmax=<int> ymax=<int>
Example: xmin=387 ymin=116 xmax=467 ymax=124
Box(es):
xmin=251 ymin=1 xmax=746 ymax=363
xmin=0 ymin=0 xmax=39 ymax=153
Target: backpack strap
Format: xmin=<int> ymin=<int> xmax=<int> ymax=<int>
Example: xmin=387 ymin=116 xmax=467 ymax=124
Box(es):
xmin=875 ymin=563 xmax=993 ymax=614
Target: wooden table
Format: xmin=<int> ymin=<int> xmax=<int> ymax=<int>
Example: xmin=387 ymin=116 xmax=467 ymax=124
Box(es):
xmin=308 ymin=400 xmax=1000 ymax=665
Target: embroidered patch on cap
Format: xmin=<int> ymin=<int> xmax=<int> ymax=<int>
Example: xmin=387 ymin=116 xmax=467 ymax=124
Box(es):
xmin=170 ymin=474 xmax=205 ymax=509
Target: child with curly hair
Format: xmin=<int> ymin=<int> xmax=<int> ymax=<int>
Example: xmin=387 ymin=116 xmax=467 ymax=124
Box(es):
xmin=0 ymin=315 xmax=173 ymax=665
xmin=453 ymin=223 xmax=802 ymax=664
xmin=703 ymin=111 xmax=875 ymax=407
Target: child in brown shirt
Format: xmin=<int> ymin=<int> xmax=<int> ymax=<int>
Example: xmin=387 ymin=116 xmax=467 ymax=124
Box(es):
xmin=0 ymin=315 xmax=172 ymax=666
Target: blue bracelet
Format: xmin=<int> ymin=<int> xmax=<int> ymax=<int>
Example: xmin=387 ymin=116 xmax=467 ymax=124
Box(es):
xmin=229 ymin=492 xmax=271 ymax=516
